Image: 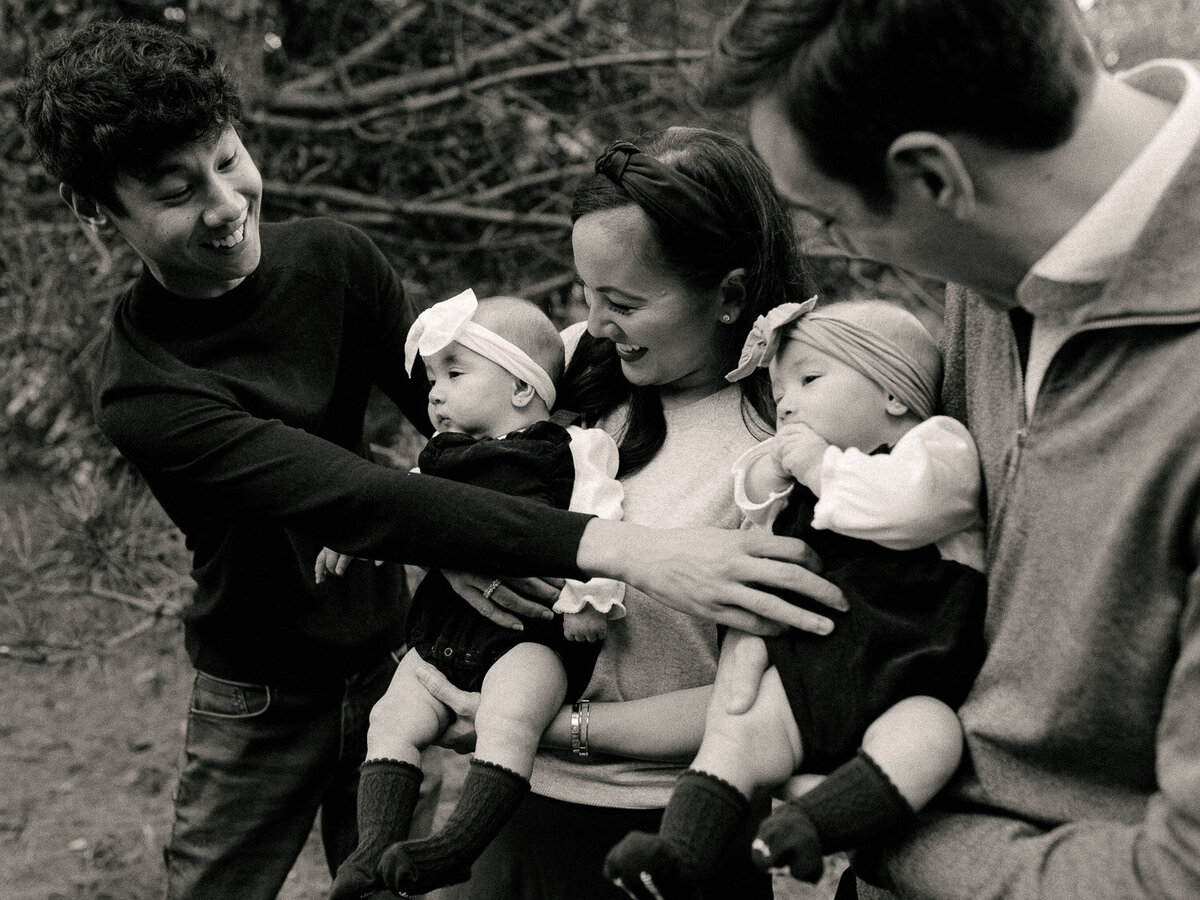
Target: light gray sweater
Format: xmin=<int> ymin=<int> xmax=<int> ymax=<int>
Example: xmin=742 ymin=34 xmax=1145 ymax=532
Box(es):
xmin=532 ymin=323 xmax=764 ymax=808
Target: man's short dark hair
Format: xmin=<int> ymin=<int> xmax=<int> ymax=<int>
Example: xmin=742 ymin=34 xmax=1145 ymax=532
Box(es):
xmin=18 ymin=19 xmax=242 ymax=213
xmin=702 ymin=0 xmax=1097 ymax=206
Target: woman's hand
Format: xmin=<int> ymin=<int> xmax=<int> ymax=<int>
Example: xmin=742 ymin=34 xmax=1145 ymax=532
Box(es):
xmin=715 ymin=625 xmax=773 ymax=715
xmin=413 ymin=658 xmax=480 ymax=753
xmin=576 ymin=520 xmax=846 ymax=636
xmin=442 ymin=570 xmax=562 ymax=630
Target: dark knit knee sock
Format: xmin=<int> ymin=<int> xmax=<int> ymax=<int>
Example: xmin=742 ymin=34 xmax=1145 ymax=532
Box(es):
xmin=377 ymin=757 xmax=528 ymax=894
xmin=754 ymin=750 xmax=914 ymax=882
xmin=659 ymin=769 xmax=752 ymax=871
xmin=329 ymin=759 xmax=423 ymax=900
xmin=603 ymin=770 xmax=750 ymax=899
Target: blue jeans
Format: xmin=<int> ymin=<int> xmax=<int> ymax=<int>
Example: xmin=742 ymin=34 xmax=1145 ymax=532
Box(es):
xmin=164 ymin=654 xmax=439 ymax=900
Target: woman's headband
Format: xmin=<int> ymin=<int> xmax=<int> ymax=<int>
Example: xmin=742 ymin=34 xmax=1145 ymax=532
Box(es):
xmin=404 ymin=288 xmax=557 ymax=409
xmin=594 ymin=140 xmax=733 ymax=246
xmin=725 ymin=298 xmax=939 ymax=421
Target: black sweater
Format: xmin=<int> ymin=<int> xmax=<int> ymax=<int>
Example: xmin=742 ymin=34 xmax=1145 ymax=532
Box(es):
xmin=93 ymin=218 xmax=588 ymax=687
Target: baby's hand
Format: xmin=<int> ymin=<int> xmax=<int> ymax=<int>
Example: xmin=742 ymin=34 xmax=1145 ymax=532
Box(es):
xmin=563 ymin=607 xmax=608 ymax=642
xmin=773 ymin=423 xmax=829 ymax=491
xmin=314 ymin=547 xmax=383 ymax=583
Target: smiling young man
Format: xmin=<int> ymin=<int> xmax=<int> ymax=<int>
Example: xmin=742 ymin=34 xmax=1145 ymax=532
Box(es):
xmin=700 ymin=0 xmax=1200 ymax=898
xmin=18 ymin=19 xmax=847 ymax=900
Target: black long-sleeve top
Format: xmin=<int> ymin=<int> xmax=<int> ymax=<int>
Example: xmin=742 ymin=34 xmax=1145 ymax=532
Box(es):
xmin=93 ymin=218 xmax=589 ymax=687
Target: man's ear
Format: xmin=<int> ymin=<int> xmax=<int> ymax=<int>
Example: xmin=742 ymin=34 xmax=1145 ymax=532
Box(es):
xmin=512 ymin=379 xmax=536 ymax=408
xmin=885 ymin=132 xmax=976 ymax=220
xmin=60 ymin=184 xmax=109 ymax=228
xmin=718 ymin=267 xmax=747 ymax=323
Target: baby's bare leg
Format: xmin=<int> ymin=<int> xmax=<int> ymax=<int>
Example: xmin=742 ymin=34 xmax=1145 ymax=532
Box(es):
xmin=366 ymin=648 xmax=454 ymax=765
xmin=692 ymin=633 xmax=803 ymax=794
xmin=861 ymin=694 xmax=963 ymax=809
xmin=473 ymin=642 xmax=569 ymax=775
xmin=333 ymin=650 xmax=455 ymax=900
xmin=754 ymin=696 xmax=964 ymax=883
xmin=380 ymin=643 xmax=569 ymax=894
xmin=605 ymin=632 xmax=801 ymax=899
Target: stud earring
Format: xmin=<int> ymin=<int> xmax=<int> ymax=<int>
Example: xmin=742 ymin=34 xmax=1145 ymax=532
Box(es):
xmin=720 ymin=314 xmax=733 ymax=323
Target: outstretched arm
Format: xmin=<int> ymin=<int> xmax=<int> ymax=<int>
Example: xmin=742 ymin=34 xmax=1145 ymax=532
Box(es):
xmin=578 ymin=519 xmax=846 ymax=636
xmin=100 ymin=352 xmax=840 ymax=632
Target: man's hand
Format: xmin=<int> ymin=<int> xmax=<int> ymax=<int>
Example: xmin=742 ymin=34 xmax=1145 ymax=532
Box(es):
xmin=442 ymin=570 xmax=561 ymax=630
xmin=413 ymin=658 xmax=480 ymax=753
xmin=577 ymin=520 xmax=846 ymax=636
xmin=773 ymin=422 xmax=829 ymax=490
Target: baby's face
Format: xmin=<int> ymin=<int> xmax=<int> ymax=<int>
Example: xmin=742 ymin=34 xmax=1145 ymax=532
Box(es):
xmin=770 ymin=341 xmax=894 ymax=451
xmin=423 ymin=342 xmax=519 ymax=439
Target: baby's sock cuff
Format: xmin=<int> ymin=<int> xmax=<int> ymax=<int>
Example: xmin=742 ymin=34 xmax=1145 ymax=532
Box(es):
xmin=659 ymin=769 xmax=751 ymax=866
xmin=361 ymin=758 xmax=423 ymax=777
xmin=797 ymin=750 xmax=914 ymax=852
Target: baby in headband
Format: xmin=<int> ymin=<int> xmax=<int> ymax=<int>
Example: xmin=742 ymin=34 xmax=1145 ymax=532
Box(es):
xmin=606 ymin=298 xmax=988 ymax=897
xmin=327 ymin=290 xmax=626 ymax=898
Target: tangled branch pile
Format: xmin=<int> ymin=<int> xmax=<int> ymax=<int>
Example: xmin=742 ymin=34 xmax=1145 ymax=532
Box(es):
xmin=246 ymin=0 xmax=728 ymax=308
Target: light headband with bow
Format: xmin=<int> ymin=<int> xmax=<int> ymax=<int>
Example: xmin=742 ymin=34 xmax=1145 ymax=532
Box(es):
xmin=404 ymin=288 xmax=557 ymax=409
xmin=725 ymin=297 xmax=938 ymax=421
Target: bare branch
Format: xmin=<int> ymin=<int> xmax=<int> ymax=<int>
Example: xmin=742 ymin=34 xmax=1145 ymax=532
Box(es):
xmin=270 ymin=7 xmax=582 ymax=112
xmin=444 ymin=0 xmax=574 ymax=59
xmin=278 ymin=2 xmax=428 ymax=94
xmin=263 ymin=179 xmax=571 ymax=228
xmin=515 ymin=270 xmax=576 ymax=300
xmin=258 ymin=47 xmax=706 ymax=127
xmin=467 ymin=164 xmax=592 ymax=203
xmin=89 ymin=574 xmax=181 ymax=617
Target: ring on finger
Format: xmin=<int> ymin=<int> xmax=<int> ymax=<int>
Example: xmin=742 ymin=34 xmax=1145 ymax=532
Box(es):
xmin=482 ymin=578 xmax=503 ymax=600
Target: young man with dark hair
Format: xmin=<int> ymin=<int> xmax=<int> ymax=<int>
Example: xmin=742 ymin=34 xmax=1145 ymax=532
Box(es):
xmin=699 ymin=0 xmax=1200 ymax=897
xmin=18 ymin=19 xmax=843 ymax=899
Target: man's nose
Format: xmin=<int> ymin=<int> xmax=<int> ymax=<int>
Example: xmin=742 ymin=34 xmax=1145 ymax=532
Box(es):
xmin=201 ymin=177 xmax=247 ymax=228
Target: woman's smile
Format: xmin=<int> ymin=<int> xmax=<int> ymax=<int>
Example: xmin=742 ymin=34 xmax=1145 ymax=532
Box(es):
xmin=614 ymin=342 xmax=646 ymax=361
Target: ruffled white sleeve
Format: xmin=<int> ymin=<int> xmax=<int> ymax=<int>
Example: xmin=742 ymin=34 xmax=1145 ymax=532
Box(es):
xmin=553 ymin=425 xmax=628 ymax=618
xmin=731 ymin=440 xmax=794 ymax=532
xmin=811 ymin=416 xmax=984 ymax=559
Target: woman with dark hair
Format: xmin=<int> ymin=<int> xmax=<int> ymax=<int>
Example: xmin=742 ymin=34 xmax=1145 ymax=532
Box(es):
xmin=419 ymin=126 xmax=830 ymax=899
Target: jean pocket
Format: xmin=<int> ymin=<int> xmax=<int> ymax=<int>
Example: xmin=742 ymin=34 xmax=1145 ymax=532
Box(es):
xmin=189 ymin=671 xmax=271 ymax=719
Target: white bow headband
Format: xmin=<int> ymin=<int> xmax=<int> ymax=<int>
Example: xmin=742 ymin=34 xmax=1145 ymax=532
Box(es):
xmin=404 ymin=288 xmax=558 ymax=409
